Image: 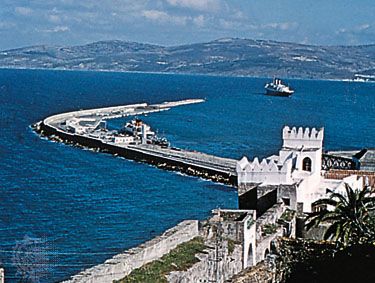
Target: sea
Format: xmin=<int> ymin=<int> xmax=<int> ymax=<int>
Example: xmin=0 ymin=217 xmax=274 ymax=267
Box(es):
xmin=0 ymin=68 xmax=374 ymax=282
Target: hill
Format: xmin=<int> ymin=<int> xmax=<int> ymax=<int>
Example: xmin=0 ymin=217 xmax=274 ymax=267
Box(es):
xmin=1 ymin=38 xmax=374 ymax=80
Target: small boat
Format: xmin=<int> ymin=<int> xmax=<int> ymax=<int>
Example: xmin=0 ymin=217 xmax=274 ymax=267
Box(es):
xmin=265 ymin=78 xmax=294 ymax=97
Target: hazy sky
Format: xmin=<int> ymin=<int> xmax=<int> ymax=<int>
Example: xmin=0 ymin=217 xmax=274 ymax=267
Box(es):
xmin=0 ymin=0 xmax=374 ymax=50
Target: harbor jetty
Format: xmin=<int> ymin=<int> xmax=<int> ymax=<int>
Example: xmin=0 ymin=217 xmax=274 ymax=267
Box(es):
xmin=33 ymin=99 xmax=238 ymax=185
xmin=33 ymin=99 xmax=367 ymax=187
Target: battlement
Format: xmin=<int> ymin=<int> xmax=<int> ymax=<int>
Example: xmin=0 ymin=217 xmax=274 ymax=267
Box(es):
xmin=282 ymin=126 xmax=324 ymax=149
xmin=237 ymin=156 xmax=294 ymax=185
xmin=237 ymin=157 xmax=290 ymax=173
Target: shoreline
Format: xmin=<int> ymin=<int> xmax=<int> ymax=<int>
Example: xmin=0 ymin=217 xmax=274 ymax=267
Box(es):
xmin=1 ymin=66 xmax=373 ymax=83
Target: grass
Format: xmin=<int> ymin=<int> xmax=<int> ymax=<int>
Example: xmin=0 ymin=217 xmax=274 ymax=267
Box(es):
xmin=115 ymin=237 xmax=207 ymax=283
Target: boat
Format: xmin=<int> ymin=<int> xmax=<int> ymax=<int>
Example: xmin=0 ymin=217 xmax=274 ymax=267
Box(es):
xmin=264 ymin=78 xmax=294 ymax=97
xmin=122 ymin=119 xmax=155 ymax=137
xmin=120 ymin=118 xmax=170 ymax=146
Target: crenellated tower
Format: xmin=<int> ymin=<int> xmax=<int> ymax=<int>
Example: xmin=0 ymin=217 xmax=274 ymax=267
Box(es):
xmin=280 ymin=126 xmax=324 ymax=176
xmin=282 ymin=126 xmax=324 ymax=149
xmin=237 ymin=125 xmax=324 ymax=187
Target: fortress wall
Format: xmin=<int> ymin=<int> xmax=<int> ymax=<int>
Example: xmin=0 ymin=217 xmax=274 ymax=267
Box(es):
xmin=62 ymin=220 xmax=199 ymax=283
xmin=168 ymin=239 xmax=243 ymax=283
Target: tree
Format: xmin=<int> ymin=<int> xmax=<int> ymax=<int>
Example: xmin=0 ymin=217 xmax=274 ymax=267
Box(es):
xmin=305 ymin=184 xmax=375 ymax=246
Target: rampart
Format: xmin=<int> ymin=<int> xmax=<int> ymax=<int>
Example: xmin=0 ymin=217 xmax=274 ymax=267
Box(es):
xmin=282 ymin=126 xmax=324 ymax=149
xmin=62 ymin=220 xmax=199 ymax=283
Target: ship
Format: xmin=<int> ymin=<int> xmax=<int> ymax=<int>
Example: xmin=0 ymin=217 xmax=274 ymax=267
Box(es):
xmin=264 ymin=78 xmax=294 ymax=97
xmin=120 ymin=118 xmax=169 ymax=146
xmin=122 ymin=119 xmax=155 ymax=137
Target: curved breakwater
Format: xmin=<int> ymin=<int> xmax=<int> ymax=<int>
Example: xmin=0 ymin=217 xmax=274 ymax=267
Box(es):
xmin=32 ymin=99 xmax=237 ymax=186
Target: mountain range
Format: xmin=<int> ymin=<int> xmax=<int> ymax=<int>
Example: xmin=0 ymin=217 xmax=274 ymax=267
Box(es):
xmin=1 ymin=38 xmax=374 ymax=80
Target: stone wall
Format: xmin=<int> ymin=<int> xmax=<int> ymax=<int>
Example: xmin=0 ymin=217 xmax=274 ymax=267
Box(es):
xmin=227 ymin=260 xmax=275 ymax=283
xmin=255 ymin=203 xmax=284 ymax=263
xmin=256 ymin=203 xmax=284 ymax=239
xmin=62 ymin=220 xmax=199 ymax=283
xmin=276 ymin=184 xmax=298 ymax=211
xmin=168 ymin=239 xmax=243 ymax=283
xmin=227 ymin=238 xmax=338 ymax=283
xmin=238 ymin=183 xmax=258 ymax=197
xmin=166 ymin=210 xmax=257 ymax=283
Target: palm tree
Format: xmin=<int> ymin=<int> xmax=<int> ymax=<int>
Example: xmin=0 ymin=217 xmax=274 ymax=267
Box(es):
xmin=305 ymin=184 xmax=375 ymax=246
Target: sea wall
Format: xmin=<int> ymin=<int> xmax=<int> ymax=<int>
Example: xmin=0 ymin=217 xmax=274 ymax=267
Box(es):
xmin=36 ymin=121 xmax=236 ymax=185
xmin=62 ymin=220 xmax=199 ymax=283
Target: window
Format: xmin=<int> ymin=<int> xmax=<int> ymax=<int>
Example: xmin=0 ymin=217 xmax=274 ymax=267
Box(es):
xmin=282 ymin=197 xmax=290 ymax=206
xmin=302 ymin=157 xmax=312 ymax=171
xmin=312 ymin=204 xmax=327 ymax=212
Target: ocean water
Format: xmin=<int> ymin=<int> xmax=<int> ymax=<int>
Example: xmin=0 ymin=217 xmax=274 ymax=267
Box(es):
xmin=0 ymin=69 xmax=374 ymax=282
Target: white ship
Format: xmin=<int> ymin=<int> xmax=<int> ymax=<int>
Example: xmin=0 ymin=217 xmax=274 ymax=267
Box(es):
xmin=123 ymin=119 xmax=155 ymax=138
xmin=265 ymin=78 xmax=294 ymax=97
xmin=121 ymin=119 xmax=169 ymax=146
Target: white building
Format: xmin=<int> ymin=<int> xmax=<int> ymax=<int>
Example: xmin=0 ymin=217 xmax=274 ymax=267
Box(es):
xmin=236 ymin=126 xmax=363 ymax=213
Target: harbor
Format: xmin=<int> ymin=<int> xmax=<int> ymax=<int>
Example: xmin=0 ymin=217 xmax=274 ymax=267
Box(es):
xmin=33 ymin=99 xmax=238 ymax=185
xmin=1 ymin=2 xmax=374 ymax=281
xmin=2 ymin=69 xmax=374 ymax=282
xmin=33 ymin=97 xmax=371 ymax=188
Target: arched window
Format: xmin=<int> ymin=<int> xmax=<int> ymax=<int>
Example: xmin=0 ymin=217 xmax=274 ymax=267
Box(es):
xmin=264 ymin=248 xmax=270 ymax=259
xmin=303 ymin=157 xmax=312 ymax=171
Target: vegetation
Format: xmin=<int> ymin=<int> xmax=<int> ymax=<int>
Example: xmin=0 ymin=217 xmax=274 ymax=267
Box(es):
xmin=279 ymin=209 xmax=296 ymax=222
xmin=3 ymin=39 xmax=375 ymax=80
xmin=276 ymin=185 xmax=375 ymax=282
xmin=305 ymin=184 xmax=375 ymax=246
xmin=226 ymin=238 xmax=238 ymax=255
xmin=262 ymin=224 xmax=278 ymax=236
xmin=116 ymin=237 xmax=207 ymax=283
xmin=274 ymin=238 xmax=375 ymax=283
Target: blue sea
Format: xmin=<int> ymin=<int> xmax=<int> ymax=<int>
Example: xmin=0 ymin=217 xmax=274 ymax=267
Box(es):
xmin=0 ymin=69 xmax=374 ymax=282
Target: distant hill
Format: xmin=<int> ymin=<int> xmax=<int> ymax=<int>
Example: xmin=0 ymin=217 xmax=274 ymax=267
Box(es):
xmin=1 ymin=38 xmax=374 ymax=80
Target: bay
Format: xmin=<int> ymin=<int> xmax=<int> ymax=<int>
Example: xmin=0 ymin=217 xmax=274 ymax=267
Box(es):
xmin=0 ymin=69 xmax=374 ymax=281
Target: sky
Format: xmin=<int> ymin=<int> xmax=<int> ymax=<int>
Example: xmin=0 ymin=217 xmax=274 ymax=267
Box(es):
xmin=0 ymin=0 xmax=374 ymax=50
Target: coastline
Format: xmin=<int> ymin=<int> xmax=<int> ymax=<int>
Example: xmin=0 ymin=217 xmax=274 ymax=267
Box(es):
xmin=1 ymin=66 xmax=372 ymax=83
xmin=2 ymin=68 xmax=374 ymax=282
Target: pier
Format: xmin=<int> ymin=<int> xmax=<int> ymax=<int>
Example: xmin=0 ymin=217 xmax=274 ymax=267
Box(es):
xmin=34 ymin=100 xmax=368 ymax=187
xmin=34 ymin=99 xmax=238 ymax=185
